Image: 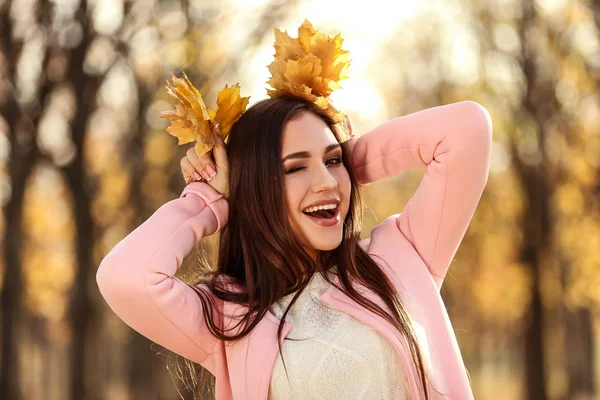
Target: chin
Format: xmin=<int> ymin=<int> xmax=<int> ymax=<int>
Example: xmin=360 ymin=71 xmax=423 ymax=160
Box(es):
xmin=308 ymin=235 xmax=343 ymax=252
xmin=293 ymin=209 xmax=348 ymax=254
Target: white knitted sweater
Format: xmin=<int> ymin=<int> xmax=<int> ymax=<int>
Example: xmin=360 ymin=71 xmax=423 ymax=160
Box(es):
xmin=267 ymin=269 xmax=410 ymax=400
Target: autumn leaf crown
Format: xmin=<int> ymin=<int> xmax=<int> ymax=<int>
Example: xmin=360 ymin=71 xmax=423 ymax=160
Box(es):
xmin=160 ymin=20 xmax=351 ymax=156
xmin=267 ymin=20 xmax=351 ymax=127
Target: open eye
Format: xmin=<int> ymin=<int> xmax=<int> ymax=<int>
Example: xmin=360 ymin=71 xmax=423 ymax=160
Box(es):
xmin=326 ymin=157 xmax=342 ymax=166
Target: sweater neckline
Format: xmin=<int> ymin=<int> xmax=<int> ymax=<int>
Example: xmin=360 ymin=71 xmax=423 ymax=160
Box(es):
xmin=272 ymin=265 xmax=338 ymax=308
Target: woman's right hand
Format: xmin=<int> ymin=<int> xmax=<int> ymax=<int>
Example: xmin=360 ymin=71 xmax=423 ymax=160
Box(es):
xmin=180 ymin=127 xmax=230 ymax=199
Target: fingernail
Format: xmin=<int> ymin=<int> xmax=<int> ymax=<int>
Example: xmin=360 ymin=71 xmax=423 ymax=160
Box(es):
xmin=200 ymin=170 xmax=210 ymax=180
xmin=193 ymin=172 xmax=202 ymax=181
xmin=206 ymin=165 xmax=216 ymax=177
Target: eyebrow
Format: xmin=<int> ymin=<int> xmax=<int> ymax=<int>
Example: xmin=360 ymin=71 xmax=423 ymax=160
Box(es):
xmin=281 ymin=143 xmax=341 ymax=163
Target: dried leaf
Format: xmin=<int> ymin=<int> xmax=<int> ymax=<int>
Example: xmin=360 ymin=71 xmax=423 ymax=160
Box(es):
xmin=160 ymin=72 xmax=249 ymax=156
xmin=273 ymin=29 xmax=304 ymax=60
xmin=211 ymin=84 xmax=250 ymax=138
xmin=266 ymin=19 xmax=351 ymax=140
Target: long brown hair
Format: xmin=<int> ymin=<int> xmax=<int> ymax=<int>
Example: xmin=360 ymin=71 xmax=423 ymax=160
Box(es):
xmin=169 ymin=96 xmax=429 ymax=399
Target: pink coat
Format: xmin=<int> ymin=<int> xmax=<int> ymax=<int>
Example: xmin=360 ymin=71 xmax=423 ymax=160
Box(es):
xmin=97 ymin=100 xmax=492 ymax=399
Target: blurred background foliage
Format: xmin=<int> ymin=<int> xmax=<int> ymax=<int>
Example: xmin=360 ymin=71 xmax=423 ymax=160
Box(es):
xmin=1 ymin=0 xmax=599 ymax=399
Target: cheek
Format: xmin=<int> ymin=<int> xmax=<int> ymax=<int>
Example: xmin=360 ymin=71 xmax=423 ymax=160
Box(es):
xmin=284 ymin=177 xmax=306 ymax=213
xmin=334 ymin=167 xmax=351 ymax=194
xmin=284 ymin=179 xmax=309 ymax=239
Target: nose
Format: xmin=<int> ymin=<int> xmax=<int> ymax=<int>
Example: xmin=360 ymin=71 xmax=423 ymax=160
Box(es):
xmin=311 ymin=164 xmax=338 ymax=193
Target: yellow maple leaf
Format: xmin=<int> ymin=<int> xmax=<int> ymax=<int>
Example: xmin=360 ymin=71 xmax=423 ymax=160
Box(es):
xmin=297 ymin=19 xmax=318 ymax=54
xmin=273 ymin=28 xmax=304 ymax=60
xmin=209 ymin=84 xmax=250 ymax=139
xmin=266 ymin=19 xmax=351 ymax=135
xmin=160 ymin=72 xmax=249 ymax=156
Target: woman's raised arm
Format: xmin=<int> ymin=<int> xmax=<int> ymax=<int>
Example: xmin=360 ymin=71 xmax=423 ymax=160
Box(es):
xmin=96 ymin=182 xmax=228 ymax=364
xmin=348 ymin=100 xmax=492 ymax=289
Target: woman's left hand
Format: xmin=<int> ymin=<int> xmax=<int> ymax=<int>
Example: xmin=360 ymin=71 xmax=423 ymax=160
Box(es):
xmin=180 ymin=128 xmax=230 ymax=199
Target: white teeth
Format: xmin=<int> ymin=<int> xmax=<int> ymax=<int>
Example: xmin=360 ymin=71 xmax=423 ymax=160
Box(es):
xmin=303 ymin=204 xmax=338 ymax=214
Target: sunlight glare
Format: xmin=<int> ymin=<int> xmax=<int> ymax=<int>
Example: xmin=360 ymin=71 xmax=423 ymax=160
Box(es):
xmin=228 ymin=0 xmax=423 ymax=128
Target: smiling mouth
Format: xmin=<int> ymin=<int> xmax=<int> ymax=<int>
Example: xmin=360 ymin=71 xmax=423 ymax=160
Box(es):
xmin=302 ymin=206 xmax=340 ymax=227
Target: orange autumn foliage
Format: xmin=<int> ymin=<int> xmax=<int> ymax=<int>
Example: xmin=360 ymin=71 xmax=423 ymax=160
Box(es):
xmin=160 ymin=72 xmax=249 ymax=156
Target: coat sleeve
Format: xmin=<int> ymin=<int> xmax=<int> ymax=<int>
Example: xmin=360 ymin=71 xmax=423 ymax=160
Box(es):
xmin=348 ymin=101 xmax=492 ymax=289
xmin=96 ymin=182 xmax=229 ymax=364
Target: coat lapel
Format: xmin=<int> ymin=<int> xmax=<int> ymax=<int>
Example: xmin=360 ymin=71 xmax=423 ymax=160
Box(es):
xmin=319 ymin=276 xmax=423 ymax=399
xmin=221 ymin=299 xmax=292 ymax=400
xmin=222 ymin=275 xmax=425 ymax=400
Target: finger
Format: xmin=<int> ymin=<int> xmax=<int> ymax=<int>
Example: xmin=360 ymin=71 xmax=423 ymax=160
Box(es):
xmin=213 ymin=125 xmax=226 ymax=148
xmin=187 ymin=147 xmax=212 ymax=175
xmin=181 ymin=157 xmax=202 ymax=182
xmin=188 ymin=146 xmax=217 ymax=181
xmin=211 ymin=128 xmax=228 ymax=173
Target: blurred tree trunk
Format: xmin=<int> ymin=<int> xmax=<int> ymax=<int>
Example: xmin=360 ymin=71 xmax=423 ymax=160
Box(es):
xmin=576 ymin=3 xmax=600 ymax=397
xmin=61 ymin=0 xmax=101 ymax=398
xmin=516 ymin=174 xmax=550 ymax=400
xmin=64 ymin=120 xmax=98 ymax=400
xmin=511 ymin=0 xmax=555 ymax=398
xmin=0 ymin=5 xmax=22 ymax=399
xmin=0 ymin=0 xmax=43 ymax=397
xmin=127 ymin=75 xmax=164 ymax=399
xmin=564 ymin=305 xmax=595 ymax=398
xmin=0 ymin=72 xmax=33 ymax=400
xmin=557 ymin=2 xmax=599 ymax=397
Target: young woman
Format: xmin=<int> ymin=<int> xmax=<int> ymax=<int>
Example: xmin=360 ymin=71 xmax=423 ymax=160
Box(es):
xmin=97 ymin=93 xmax=492 ymax=399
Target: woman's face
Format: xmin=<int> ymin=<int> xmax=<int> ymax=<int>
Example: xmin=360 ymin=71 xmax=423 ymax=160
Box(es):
xmin=281 ymin=111 xmax=351 ymax=261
